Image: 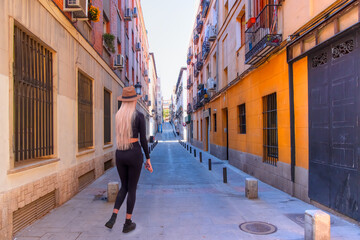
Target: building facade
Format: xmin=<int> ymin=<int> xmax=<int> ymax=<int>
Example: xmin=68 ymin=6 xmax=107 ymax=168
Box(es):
xmin=0 ymin=0 xmax=154 ymax=238
xmin=186 ymin=0 xmax=360 ymax=222
xmin=174 ymin=67 xmax=188 ymax=139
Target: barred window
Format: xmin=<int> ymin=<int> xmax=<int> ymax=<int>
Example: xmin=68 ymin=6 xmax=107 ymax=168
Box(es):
xmin=213 ymin=113 xmax=217 ymax=132
xmin=13 ymin=26 xmax=54 ymax=162
xmin=263 ymin=93 xmax=278 ymax=165
xmin=238 ymin=104 xmax=246 ymax=134
xmin=78 ymin=72 xmax=93 ymax=150
xmin=104 ymin=89 xmax=111 ymax=144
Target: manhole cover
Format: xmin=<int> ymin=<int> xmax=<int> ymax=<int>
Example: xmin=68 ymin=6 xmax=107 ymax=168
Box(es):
xmin=239 ymin=221 xmax=277 ymax=235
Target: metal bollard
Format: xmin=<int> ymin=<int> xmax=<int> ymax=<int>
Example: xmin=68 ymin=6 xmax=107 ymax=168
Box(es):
xmin=194 ymin=149 xmax=196 ymax=157
xmin=190 ymin=147 xmax=192 ymax=154
xmin=149 ymin=146 xmax=151 ymax=154
xmin=187 ymin=145 xmax=189 ymax=151
xmin=199 ymin=152 xmax=202 ymax=162
xmin=223 ymin=167 xmax=227 ymax=183
xmin=208 ymin=159 xmax=212 ymax=171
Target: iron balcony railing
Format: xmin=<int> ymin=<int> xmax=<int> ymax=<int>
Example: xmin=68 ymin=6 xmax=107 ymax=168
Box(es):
xmin=201 ymin=0 xmax=210 ymax=18
xmin=196 ymin=53 xmax=203 ymax=71
xmin=187 ymin=76 xmax=192 ymax=89
xmin=202 ymin=40 xmax=211 ymax=59
xmin=245 ymin=4 xmax=282 ymax=65
xmin=194 ymin=34 xmax=199 ymax=45
xmin=196 ymin=14 xmax=204 ymax=34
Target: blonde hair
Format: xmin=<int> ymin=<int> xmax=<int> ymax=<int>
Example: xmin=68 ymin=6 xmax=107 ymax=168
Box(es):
xmin=116 ymin=101 xmax=137 ymax=150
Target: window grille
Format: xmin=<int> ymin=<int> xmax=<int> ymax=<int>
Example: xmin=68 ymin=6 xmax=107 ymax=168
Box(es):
xmin=238 ymin=104 xmax=246 ymax=134
xmin=78 ymin=72 xmax=93 ymax=150
xmin=13 ymin=26 xmax=54 ymax=162
xmin=104 ymin=90 xmax=111 ymax=144
xmin=213 ymin=113 xmax=217 ymax=132
xmin=263 ymin=93 xmax=278 ymax=165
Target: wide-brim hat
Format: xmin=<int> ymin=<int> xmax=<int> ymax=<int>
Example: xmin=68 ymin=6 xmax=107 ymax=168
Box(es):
xmin=117 ymin=86 xmax=142 ymax=102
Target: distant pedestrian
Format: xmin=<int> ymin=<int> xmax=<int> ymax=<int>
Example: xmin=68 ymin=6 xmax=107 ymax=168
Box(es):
xmin=105 ymin=86 xmax=153 ymax=233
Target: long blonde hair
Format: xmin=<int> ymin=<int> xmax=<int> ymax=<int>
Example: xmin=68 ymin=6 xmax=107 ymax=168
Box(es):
xmin=116 ymin=101 xmax=137 ymax=150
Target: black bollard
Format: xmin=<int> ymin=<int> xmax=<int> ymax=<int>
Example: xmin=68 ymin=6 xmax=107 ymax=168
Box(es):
xmin=223 ymin=167 xmax=227 ymax=183
xmin=149 ymin=146 xmax=151 ymax=154
xmin=190 ymin=147 xmax=192 ymax=154
xmin=194 ymin=149 xmax=196 ymax=157
xmin=199 ymin=152 xmax=202 ymax=163
xmin=208 ymin=159 xmax=212 ymax=171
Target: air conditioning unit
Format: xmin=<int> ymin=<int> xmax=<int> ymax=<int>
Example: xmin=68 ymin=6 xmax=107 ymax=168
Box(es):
xmin=64 ymin=0 xmax=84 ymax=11
xmin=144 ymin=95 xmax=148 ymax=101
xmin=68 ymin=0 xmax=88 ymax=19
xmin=124 ymin=8 xmax=132 ymax=21
xmin=132 ymin=7 xmax=138 ymax=18
xmin=144 ymin=69 xmax=148 ymax=77
xmin=135 ymin=42 xmax=141 ymax=52
xmin=114 ymin=54 xmax=125 ymax=69
xmin=207 ymin=77 xmax=216 ymax=90
xmin=208 ymin=25 xmax=217 ymax=42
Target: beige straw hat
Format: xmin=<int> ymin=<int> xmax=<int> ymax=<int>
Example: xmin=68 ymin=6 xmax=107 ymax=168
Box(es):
xmin=117 ymin=86 xmax=142 ymax=102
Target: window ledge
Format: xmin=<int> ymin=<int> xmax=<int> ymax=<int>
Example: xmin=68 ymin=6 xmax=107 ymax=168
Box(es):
xmin=8 ymin=158 xmax=60 ymax=175
xmin=103 ymin=143 xmax=113 ymax=149
xmin=76 ymin=148 xmax=95 ymax=157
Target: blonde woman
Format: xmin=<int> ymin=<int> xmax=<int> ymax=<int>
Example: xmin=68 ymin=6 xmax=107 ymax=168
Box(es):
xmin=105 ymin=86 xmax=153 ymax=232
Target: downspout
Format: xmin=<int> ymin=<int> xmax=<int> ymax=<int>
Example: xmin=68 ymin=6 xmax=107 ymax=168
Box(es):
xmin=287 ymin=47 xmax=296 ymax=190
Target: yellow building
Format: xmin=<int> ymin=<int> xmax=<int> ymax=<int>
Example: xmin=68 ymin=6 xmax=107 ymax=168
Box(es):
xmin=186 ymin=0 xmax=360 ymax=221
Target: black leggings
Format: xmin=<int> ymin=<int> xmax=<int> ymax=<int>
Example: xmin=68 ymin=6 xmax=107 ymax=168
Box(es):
xmin=114 ymin=142 xmax=143 ymax=214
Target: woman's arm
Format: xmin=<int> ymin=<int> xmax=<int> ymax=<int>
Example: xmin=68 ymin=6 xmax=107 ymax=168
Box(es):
xmin=139 ymin=113 xmax=150 ymax=159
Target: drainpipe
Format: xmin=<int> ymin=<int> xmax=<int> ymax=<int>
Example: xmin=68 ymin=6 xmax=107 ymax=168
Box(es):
xmin=216 ymin=0 xmax=220 ymax=93
xmin=287 ymin=49 xmax=296 ymax=187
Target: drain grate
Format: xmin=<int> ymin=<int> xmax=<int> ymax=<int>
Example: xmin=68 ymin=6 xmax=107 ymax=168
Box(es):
xmin=239 ymin=221 xmax=277 ymax=235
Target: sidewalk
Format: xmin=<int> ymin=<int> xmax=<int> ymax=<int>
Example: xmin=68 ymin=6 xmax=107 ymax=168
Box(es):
xmin=14 ymin=123 xmax=360 ymax=240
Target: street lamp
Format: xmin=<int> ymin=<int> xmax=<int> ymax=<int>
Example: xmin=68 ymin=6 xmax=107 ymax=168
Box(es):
xmin=134 ymin=82 xmax=142 ymax=95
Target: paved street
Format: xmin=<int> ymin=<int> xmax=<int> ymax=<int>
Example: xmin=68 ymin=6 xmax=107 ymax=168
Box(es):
xmin=15 ymin=123 xmax=360 ymax=240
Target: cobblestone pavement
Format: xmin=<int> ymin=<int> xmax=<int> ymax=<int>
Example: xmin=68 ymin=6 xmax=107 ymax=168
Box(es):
xmin=15 ymin=122 xmax=360 ymax=240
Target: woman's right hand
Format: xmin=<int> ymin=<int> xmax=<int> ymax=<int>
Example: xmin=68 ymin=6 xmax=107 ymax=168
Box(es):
xmin=145 ymin=159 xmax=153 ymax=173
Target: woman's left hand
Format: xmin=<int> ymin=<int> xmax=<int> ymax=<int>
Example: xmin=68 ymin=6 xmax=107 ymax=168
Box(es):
xmin=145 ymin=159 xmax=153 ymax=173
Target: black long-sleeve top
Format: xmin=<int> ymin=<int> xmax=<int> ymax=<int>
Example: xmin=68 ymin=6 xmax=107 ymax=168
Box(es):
xmin=132 ymin=111 xmax=150 ymax=159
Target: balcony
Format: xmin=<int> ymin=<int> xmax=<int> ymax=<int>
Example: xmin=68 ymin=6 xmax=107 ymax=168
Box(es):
xmin=187 ymin=103 xmax=192 ymax=114
xmin=194 ymin=34 xmax=199 ymax=45
xmin=194 ymin=68 xmax=200 ymax=78
xmin=245 ymin=5 xmax=282 ymax=65
xmin=201 ymin=0 xmax=210 ymax=18
xmin=187 ymin=77 xmax=192 ymax=89
xmin=196 ymin=14 xmax=203 ymax=34
xmin=202 ymin=40 xmax=210 ymax=59
xmin=196 ymin=54 xmax=203 ymax=71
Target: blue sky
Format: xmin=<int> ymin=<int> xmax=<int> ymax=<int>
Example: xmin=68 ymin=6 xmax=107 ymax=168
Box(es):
xmin=141 ymin=0 xmax=199 ymax=100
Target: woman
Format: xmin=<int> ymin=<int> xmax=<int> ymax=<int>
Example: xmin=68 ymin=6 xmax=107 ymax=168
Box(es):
xmin=105 ymin=86 xmax=153 ymax=233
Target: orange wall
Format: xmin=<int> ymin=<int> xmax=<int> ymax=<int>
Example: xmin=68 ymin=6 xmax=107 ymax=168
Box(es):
xmin=293 ymin=57 xmax=309 ymax=170
xmin=208 ymin=51 xmax=292 ymax=164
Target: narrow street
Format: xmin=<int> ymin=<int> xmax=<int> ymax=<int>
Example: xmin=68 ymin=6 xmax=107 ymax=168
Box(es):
xmin=14 ymin=123 xmax=360 ymax=240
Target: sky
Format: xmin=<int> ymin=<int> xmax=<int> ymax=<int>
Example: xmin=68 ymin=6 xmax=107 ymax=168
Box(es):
xmin=141 ymin=0 xmax=200 ymax=100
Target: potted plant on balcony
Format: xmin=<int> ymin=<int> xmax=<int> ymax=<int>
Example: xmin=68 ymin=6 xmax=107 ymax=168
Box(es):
xmin=88 ymin=4 xmax=100 ymax=22
xmin=103 ymin=33 xmax=116 ymax=53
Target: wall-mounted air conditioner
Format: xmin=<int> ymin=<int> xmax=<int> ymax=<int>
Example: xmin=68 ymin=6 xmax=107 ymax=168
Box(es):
xmin=124 ymin=8 xmax=132 ymax=21
xmin=144 ymin=69 xmax=148 ymax=77
xmin=207 ymin=77 xmax=216 ymax=90
xmin=114 ymin=54 xmax=125 ymax=69
xmin=208 ymin=25 xmax=217 ymax=42
xmin=65 ymin=0 xmax=88 ymax=20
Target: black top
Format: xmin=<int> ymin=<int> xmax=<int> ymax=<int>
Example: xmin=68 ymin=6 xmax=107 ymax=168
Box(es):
xmin=133 ymin=111 xmax=150 ymax=159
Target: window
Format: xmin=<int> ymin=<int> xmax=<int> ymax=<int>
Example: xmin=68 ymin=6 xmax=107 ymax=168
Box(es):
xmin=223 ymin=67 xmax=228 ymax=84
xmin=103 ymin=13 xmax=110 ymax=34
xmin=238 ymin=104 xmax=246 ymax=134
xmin=213 ymin=113 xmax=217 ymax=132
xmin=117 ymin=12 xmax=121 ymax=41
xmin=13 ymin=26 xmax=54 ymax=162
xmin=263 ymin=93 xmax=278 ymax=165
xmin=104 ymin=89 xmax=111 ymax=144
xmin=78 ymin=72 xmax=93 ymax=150
xmin=240 ymin=14 xmax=246 ymax=46
xmin=200 ymin=119 xmax=203 ymax=141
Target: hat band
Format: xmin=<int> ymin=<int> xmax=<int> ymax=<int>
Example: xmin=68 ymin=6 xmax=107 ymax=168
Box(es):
xmin=122 ymin=94 xmax=138 ymax=99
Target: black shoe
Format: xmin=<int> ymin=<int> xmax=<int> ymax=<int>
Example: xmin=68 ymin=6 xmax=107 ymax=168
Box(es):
xmin=123 ymin=219 xmax=136 ymax=233
xmin=105 ymin=213 xmax=117 ymax=229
